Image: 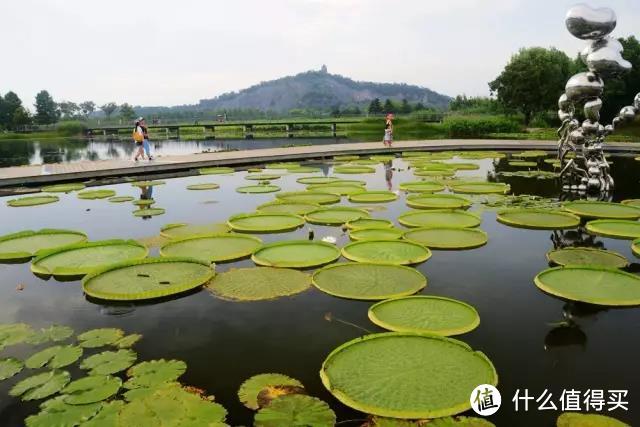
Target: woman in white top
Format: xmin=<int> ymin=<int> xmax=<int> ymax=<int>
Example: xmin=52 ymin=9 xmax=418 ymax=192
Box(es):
xmin=133 ymin=119 xmax=145 ymax=161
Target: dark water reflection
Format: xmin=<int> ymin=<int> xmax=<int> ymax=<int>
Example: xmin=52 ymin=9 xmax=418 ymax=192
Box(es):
xmin=0 ymin=154 xmax=638 ymax=426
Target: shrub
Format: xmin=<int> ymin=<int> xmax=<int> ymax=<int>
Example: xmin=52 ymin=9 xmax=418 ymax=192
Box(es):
xmin=443 ymin=115 xmax=521 ymax=138
xmin=56 ymin=120 xmax=88 ymax=136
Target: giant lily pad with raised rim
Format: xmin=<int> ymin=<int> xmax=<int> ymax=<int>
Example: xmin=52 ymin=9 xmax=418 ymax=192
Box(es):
xmin=621 ymin=199 xmax=640 ymax=208
xmin=399 ymin=181 xmax=445 ymax=193
xmin=0 ymin=357 xmax=24 ymax=381
xmin=307 ymin=183 xmax=365 ymax=196
xmin=257 ymin=201 xmax=320 ymax=215
xmin=342 ymin=240 xmax=431 ymax=265
xmin=160 ymin=233 xmax=262 ymax=263
xmin=237 ymin=184 xmax=281 ymax=194
xmin=199 ymin=166 xmax=234 ymax=175
xmin=368 ymin=296 xmax=480 ymax=336
xmin=508 ymin=161 xmax=538 ymax=167
xmin=449 ymin=182 xmax=509 ymax=194
xmin=297 ymin=176 xmax=340 ymax=185
xmin=349 ymin=191 xmax=398 ymax=203
xmin=254 ymin=395 xmax=336 ymax=427
xmin=350 ymin=228 xmax=404 ymax=241
xmin=78 ymin=189 xmax=117 ymax=200
xmin=586 ymin=219 xmax=640 ymax=239
xmin=312 ymin=263 xmax=426 ymax=300
xmin=31 ymin=240 xmax=149 ymax=278
xmin=25 ymin=345 xmax=83 ymax=369
xmin=547 ymin=247 xmax=628 ymax=268
xmin=563 ymin=201 xmax=640 ymax=219
xmin=320 ymin=332 xmax=497 ymax=419
xmin=0 ymin=229 xmax=87 ymax=262
xmin=497 ymin=209 xmax=581 ymax=230
xmin=62 ymin=375 xmax=122 ymax=404
xmin=406 ymin=194 xmax=471 ymax=210
xmin=276 ymin=191 xmax=340 ymax=205
xmin=252 ymin=240 xmax=341 ymax=268
xmin=81 ymin=349 xmax=138 ymax=375
xmin=534 ymin=266 xmax=640 ymax=306
xmin=346 ymin=218 xmax=394 ymax=230
xmin=228 ymin=213 xmax=305 ymax=233
xmin=334 ymin=165 xmax=376 ymax=174
xmin=207 ymin=267 xmax=311 ymax=301
xmin=404 ymin=227 xmax=488 ymax=250
xmin=124 ymin=359 xmax=187 ymax=389
xmin=10 ymin=370 xmax=71 ymax=401
xmin=306 ymin=207 xmax=370 ymax=225
xmin=7 ymin=195 xmax=59 ymax=207
xmin=458 ymin=151 xmax=505 ymax=159
xmin=82 ymin=257 xmax=214 ymax=301
xmin=633 ymin=238 xmax=640 ymax=258
xmin=556 ymin=412 xmax=630 ymax=427
xmin=41 ymin=183 xmax=86 ymax=193
xmin=160 ymin=222 xmax=230 ymax=239
xmin=108 ymin=196 xmax=135 ymax=203
xmin=187 ymin=183 xmax=220 ymax=190
xmin=398 ymin=210 xmax=481 ymax=229
xmin=238 ymin=373 xmax=305 ymax=410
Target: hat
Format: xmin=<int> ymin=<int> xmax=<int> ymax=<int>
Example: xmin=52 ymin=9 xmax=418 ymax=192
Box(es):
xmin=137 ymin=117 xmax=145 ymax=122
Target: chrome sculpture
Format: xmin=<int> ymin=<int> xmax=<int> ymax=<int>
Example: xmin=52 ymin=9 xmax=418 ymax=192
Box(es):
xmin=558 ymin=4 xmax=638 ymax=192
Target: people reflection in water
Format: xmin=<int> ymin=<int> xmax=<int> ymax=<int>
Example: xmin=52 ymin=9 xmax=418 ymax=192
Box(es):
xmin=544 ymin=302 xmax=608 ymax=353
xmin=139 ymin=185 xmax=154 ymax=220
xmin=384 ymin=160 xmax=393 ymax=190
xmin=550 ymin=227 xmax=604 ymax=250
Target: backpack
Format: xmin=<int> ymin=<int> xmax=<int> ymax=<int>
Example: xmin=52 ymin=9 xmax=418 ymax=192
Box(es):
xmin=132 ymin=126 xmax=144 ymax=142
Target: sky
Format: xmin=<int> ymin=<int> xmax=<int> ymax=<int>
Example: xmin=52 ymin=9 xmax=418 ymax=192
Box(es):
xmin=1 ymin=0 xmax=639 ymax=109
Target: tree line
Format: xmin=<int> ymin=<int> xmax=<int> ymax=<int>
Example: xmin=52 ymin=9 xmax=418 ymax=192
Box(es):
xmin=366 ymin=98 xmax=431 ymax=115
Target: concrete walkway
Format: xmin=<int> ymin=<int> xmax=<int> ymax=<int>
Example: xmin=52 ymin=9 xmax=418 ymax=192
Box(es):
xmin=1 ymin=139 xmax=639 ymax=187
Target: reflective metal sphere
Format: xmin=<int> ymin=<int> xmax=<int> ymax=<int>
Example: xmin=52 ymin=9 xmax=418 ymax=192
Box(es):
xmin=582 ymin=120 xmax=598 ymax=134
xmin=558 ymin=93 xmax=572 ymax=111
xmin=565 ymin=72 xmax=604 ymax=101
xmin=583 ymin=37 xmax=632 ymax=76
xmin=620 ymin=106 xmax=637 ymax=120
xmin=634 ymin=93 xmax=640 ymax=110
xmin=587 ymin=178 xmax=601 ymax=190
xmin=566 ymin=4 xmax=616 ymax=40
xmin=584 ymin=98 xmax=602 ymax=122
xmin=569 ymin=129 xmax=585 ymax=144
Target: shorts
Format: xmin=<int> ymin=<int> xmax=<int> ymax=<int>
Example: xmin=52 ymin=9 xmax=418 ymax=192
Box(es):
xmin=135 ymin=140 xmax=143 ymax=146
xmin=384 ymin=132 xmax=393 ymax=142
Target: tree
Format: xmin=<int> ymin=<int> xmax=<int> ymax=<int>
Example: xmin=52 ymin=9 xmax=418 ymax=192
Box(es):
xmin=100 ymin=102 xmax=118 ymax=119
xmin=12 ymin=107 xmax=31 ymax=129
xmin=0 ymin=91 xmax=24 ymax=129
xmin=368 ymin=98 xmax=383 ymax=115
xmin=414 ymin=102 xmax=426 ymax=111
xmin=58 ymin=101 xmax=80 ymax=120
xmin=330 ymin=105 xmax=341 ymax=117
xmin=34 ymin=90 xmax=59 ymax=124
xmin=119 ymin=103 xmax=136 ymax=121
xmin=383 ymin=99 xmax=395 ymax=114
xmin=489 ymin=47 xmax=574 ymax=125
xmin=80 ymin=101 xmax=96 ymax=118
xmin=400 ymin=99 xmax=412 ymax=114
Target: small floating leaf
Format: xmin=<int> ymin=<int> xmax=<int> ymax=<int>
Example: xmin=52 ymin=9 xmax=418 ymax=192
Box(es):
xmin=80 ymin=349 xmax=137 ymax=375
xmin=10 ymin=370 xmax=71 ymax=401
xmin=26 ymin=325 xmax=74 ymax=345
xmin=124 ymin=359 xmax=187 ymax=389
xmin=246 ymin=174 xmax=282 ymax=181
xmin=342 ymin=240 xmax=431 ymax=265
xmin=25 ymin=345 xmax=83 ymax=369
xmin=108 ymin=196 xmax=135 ymax=203
xmin=556 ymin=412 xmax=629 ymax=427
xmin=81 ymin=400 xmax=125 ymax=427
xmin=199 ymin=167 xmax=234 ymax=175
xmin=78 ymin=190 xmax=116 ymax=200
xmin=25 ymin=396 xmax=101 ymax=427
xmin=187 ymin=183 xmax=220 ymax=190
xmin=254 ymin=395 xmax=336 ymax=427
xmin=131 ymin=181 xmax=165 ymax=187
xmin=41 ymin=183 xmax=86 ymax=193
xmin=236 ymin=185 xmax=281 ymax=194
xmin=208 ymin=267 xmax=311 ymax=301
xmin=238 ymin=373 xmax=304 ymax=410
xmin=296 ymin=177 xmax=339 ymax=185
xmin=115 ymin=334 xmax=142 ymax=348
xmin=547 ymin=247 xmax=628 ymax=268
xmin=0 ymin=323 xmax=35 ymax=350
xmin=77 ymin=328 xmax=125 ymax=348
xmin=61 ymin=375 xmax=121 ymax=405
xmin=252 ymin=240 xmax=341 ymax=268
xmin=133 ymin=208 xmax=165 ymax=217
xmin=0 ymin=357 xmax=24 ymax=380
xmin=132 ymin=199 xmax=155 ymax=206
xmin=7 ymin=195 xmax=59 ymax=207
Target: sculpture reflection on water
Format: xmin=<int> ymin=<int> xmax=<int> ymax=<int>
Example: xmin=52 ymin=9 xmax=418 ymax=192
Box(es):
xmin=558 ymin=4 xmax=639 ymax=193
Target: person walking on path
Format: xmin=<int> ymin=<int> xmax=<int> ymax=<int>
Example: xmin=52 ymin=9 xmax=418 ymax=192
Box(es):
xmin=383 ymin=113 xmax=394 ymax=147
xmin=139 ymin=117 xmax=153 ymax=160
xmin=133 ymin=119 xmax=145 ymax=161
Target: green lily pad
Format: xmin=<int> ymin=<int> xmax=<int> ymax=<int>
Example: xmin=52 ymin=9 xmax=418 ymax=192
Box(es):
xmin=0 ymin=229 xmax=87 ymax=262
xmin=266 ymin=162 xmax=299 ymax=169
xmin=508 ymin=161 xmax=537 ymax=167
xmin=399 ymin=181 xmax=446 ymax=193
xmin=81 ymin=400 xmax=124 ymax=427
xmin=115 ymin=334 xmax=142 ymax=349
xmin=312 ymin=263 xmax=426 ymax=300
xmin=238 ymin=373 xmax=305 ymax=410
xmin=368 ymin=296 xmax=480 ymax=336
xmin=334 ymin=155 xmax=360 ymax=161
xmin=513 ymin=150 xmax=548 ymax=158
xmin=187 ymin=183 xmax=220 ymax=190
xmin=25 ymin=396 xmax=101 ymax=427
xmin=287 ymin=166 xmax=321 ymax=173
xmin=564 ymin=201 xmax=640 ymax=219
xmin=585 ymin=219 xmax=640 ymax=239
xmin=0 ymin=323 xmax=34 ymax=350
xmin=108 ymin=196 xmax=135 ymax=203
xmin=26 ymin=325 xmax=74 ymax=345
xmin=10 ymin=370 xmax=71 ymax=401
xmin=131 ymin=181 xmax=165 ymax=187
xmin=404 ymin=228 xmax=488 ymax=250
xmin=0 ymin=357 xmax=24 ymax=380
xmin=133 ymin=208 xmax=165 ymax=217
xmin=208 ymin=267 xmax=311 ymax=301
xmin=41 ymin=183 xmax=86 ymax=193
xmin=160 ymin=233 xmax=261 ymax=263
xmin=26 ymin=345 xmax=83 ymax=369
xmin=367 ymin=415 xmax=494 ymax=426
xmin=398 ymin=210 xmax=481 ymax=228
xmin=406 ymin=194 xmax=471 ymax=210
xmin=350 ymin=228 xmax=405 ymax=241
xmin=276 ymin=191 xmax=340 ymax=205
xmin=370 ymin=155 xmax=395 ymax=162
xmin=547 ymin=248 xmax=628 ymax=268
xmin=31 ymin=240 xmax=148 ymax=278
xmin=342 ymin=240 xmax=431 ymax=265
xmin=296 ymin=177 xmax=339 ymax=185
xmin=349 ymin=191 xmax=398 ymax=203
xmin=78 ymin=189 xmax=116 ymax=200
xmin=82 ymin=257 xmax=214 ymax=301
xmin=81 ymin=349 xmax=138 ymax=375
xmin=334 ymin=165 xmax=376 ymax=174
xmin=228 ymin=213 xmax=305 ymax=233
xmin=77 ymin=328 xmax=125 ymax=348
xmin=621 ymin=199 xmax=640 ymax=208
xmin=497 ymin=209 xmax=581 ymax=230
xmin=556 ymin=412 xmax=630 ymax=427
xmin=132 ymin=199 xmax=155 ymax=206
xmin=254 ymin=395 xmax=336 ymax=427
xmin=320 ymin=332 xmax=497 ymax=419
xmin=306 ymin=207 xmax=370 ymax=226
xmin=450 ymin=182 xmax=509 ymax=194
xmin=534 ymin=266 xmax=640 ymax=306
xmin=160 ymin=222 xmax=230 ymax=239
xmin=346 ymin=218 xmax=394 ymax=230
xmin=199 ymin=167 xmax=235 ymax=175
xmin=7 ymin=195 xmax=59 ymax=207
xmin=307 ymin=184 xmax=365 ymax=196
xmin=62 ymin=375 xmax=122 ymax=405
xmin=246 ymin=174 xmax=282 ymax=181
xmin=413 ymin=169 xmax=455 ymax=177
xmin=124 ymin=359 xmax=187 ymax=389
xmin=252 ymin=240 xmax=341 ymax=268
xmin=257 ymin=201 xmax=320 ymax=215
xmin=237 ymin=185 xmax=281 ymax=194
xmin=332 ymin=179 xmax=368 ymax=186
xmin=446 ymin=163 xmax=481 ymax=171
xmin=458 ymin=151 xmax=506 ymax=159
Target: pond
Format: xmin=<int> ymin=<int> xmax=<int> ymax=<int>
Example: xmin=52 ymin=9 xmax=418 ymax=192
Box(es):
xmin=0 ymin=137 xmax=349 ymax=167
xmin=0 ymin=151 xmax=638 ymax=426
